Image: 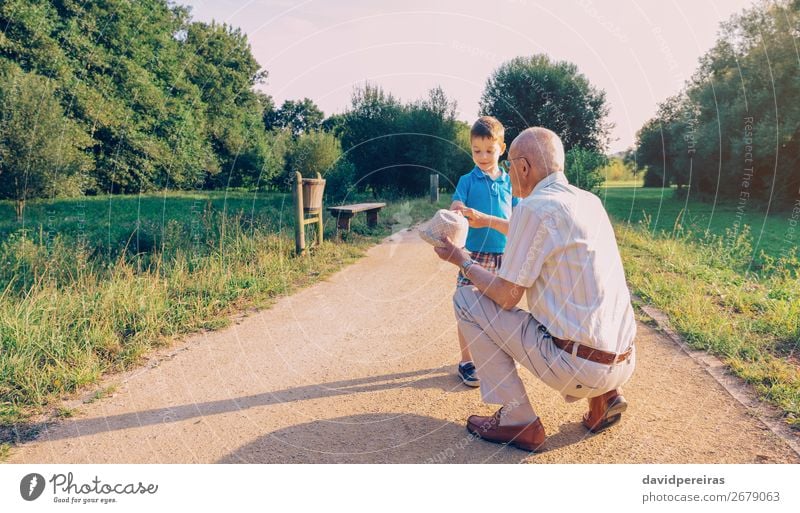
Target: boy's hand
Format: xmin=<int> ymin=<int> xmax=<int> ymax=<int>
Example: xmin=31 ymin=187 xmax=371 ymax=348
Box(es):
xmin=460 ymin=207 xmax=489 ymax=228
xmin=450 ymin=201 xmax=466 ymax=212
xmin=433 ymin=237 xmax=469 ymax=266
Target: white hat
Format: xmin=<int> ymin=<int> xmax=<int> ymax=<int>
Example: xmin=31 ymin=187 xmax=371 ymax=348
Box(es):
xmin=419 ymin=209 xmax=469 ymax=248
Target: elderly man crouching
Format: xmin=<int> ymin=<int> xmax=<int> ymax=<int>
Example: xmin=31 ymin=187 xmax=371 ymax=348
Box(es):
xmin=434 ymin=127 xmax=636 ymax=452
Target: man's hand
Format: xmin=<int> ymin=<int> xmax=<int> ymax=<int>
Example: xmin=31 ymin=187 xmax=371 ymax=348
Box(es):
xmin=433 ymin=236 xmax=469 ymax=267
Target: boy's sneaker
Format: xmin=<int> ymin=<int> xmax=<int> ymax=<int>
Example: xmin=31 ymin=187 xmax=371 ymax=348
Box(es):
xmin=458 ymin=361 xmax=480 ymax=387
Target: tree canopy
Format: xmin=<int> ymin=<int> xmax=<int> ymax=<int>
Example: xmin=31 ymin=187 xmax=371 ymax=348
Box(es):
xmin=634 ymin=0 xmax=799 ymax=207
xmin=0 ymin=0 xmax=280 ymax=195
xmin=480 ymin=54 xmax=611 ymax=153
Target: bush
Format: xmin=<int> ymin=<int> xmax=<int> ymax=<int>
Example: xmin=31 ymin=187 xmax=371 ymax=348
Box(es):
xmin=565 ymin=147 xmax=606 ymax=194
xmin=324 ymin=159 xmax=357 ymax=202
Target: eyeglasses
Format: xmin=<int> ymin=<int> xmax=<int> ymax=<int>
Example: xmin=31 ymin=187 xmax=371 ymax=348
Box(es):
xmin=500 ymin=156 xmax=529 ymax=172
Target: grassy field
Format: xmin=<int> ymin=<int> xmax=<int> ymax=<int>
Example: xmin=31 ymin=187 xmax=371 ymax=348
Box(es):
xmin=0 ymin=190 xmax=450 ymax=430
xmin=602 ymin=184 xmax=799 ymax=427
xmin=600 ymin=185 xmax=796 ymax=263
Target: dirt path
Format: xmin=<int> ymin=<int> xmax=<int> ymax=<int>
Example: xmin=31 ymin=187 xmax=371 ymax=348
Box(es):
xmin=7 ymin=229 xmax=799 ymax=463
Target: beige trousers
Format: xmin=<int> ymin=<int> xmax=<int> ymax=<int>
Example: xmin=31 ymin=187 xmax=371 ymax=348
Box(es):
xmin=453 ymin=286 xmax=635 ymax=409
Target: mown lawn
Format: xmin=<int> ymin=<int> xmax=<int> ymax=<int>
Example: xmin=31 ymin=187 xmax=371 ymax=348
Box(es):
xmin=601 ymin=184 xmax=799 ymax=428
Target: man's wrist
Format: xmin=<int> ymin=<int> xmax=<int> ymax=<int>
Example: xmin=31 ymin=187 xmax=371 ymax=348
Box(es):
xmin=460 ymin=258 xmax=475 ymax=273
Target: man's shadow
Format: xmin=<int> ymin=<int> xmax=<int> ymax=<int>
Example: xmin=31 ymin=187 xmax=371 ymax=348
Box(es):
xmin=217 ymin=413 xmax=591 ymax=463
xmin=5 ymin=367 xmax=475 ymax=444
xmin=8 ymin=365 xmax=595 ymax=460
xmin=216 ymin=413 xmax=507 ymax=463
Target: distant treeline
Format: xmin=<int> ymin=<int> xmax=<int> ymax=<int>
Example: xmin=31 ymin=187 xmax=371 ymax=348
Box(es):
xmin=634 ymin=0 xmax=800 ymax=208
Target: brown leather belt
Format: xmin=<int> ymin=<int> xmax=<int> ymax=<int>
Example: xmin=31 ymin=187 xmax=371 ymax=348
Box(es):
xmin=551 ymin=337 xmax=633 ymax=365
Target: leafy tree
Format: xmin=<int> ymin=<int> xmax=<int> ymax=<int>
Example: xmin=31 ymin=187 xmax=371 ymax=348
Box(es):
xmin=0 ymin=64 xmax=92 ymax=219
xmin=185 ymin=21 xmax=275 ymax=189
xmin=399 ymin=86 xmax=472 ymax=194
xmin=635 ymin=94 xmax=697 ymax=191
xmin=0 ymin=1 xmax=278 ymax=193
xmin=480 ymin=55 xmax=611 ymax=153
xmin=282 ymin=131 xmax=341 ymax=184
xmin=321 ymin=113 xmax=346 ymax=137
xmin=339 ymin=84 xmax=405 ymax=194
xmin=264 ymin=98 xmax=324 ymax=137
xmin=338 ymin=84 xmax=470 ymax=196
xmin=565 ymin=147 xmax=606 ymax=194
xmin=634 ymin=0 xmax=800 ymax=207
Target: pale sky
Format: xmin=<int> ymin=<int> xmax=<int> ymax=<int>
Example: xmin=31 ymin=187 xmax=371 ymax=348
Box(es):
xmin=180 ymin=0 xmax=756 ymax=153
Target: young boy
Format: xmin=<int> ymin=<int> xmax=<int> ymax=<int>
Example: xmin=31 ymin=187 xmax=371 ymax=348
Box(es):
xmin=450 ymin=116 xmax=518 ymax=387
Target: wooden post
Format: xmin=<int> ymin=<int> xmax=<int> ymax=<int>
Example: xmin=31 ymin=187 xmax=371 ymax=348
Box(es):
xmin=315 ymin=172 xmax=324 ymax=246
xmin=430 ymin=174 xmax=439 ymax=203
xmin=294 ymin=171 xmax=305 ymax=256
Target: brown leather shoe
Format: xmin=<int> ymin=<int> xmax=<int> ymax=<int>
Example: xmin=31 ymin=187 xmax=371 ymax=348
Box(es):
xmin=583 ymin=389 xmax=628 ymax=433
xmin=466 ymin=409 xmax=546 ymax=452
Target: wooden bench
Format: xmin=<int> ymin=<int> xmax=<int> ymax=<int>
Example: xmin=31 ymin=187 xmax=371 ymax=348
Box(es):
xmin=327 ymin=202 xmax=387 ymax=231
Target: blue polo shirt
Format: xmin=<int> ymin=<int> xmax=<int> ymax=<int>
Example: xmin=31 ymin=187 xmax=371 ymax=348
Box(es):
xmin=452 ymin=166 xmax=518 ymax=253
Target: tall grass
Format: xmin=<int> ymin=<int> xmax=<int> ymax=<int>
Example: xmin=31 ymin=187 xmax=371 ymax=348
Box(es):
xmin=0 ymin=193 xmax=448 ymax=427
xmin=617 ymin=215 xmax=800 ymax=427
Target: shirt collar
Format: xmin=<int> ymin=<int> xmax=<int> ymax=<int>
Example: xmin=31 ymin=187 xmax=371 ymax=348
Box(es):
xmin=471 ymin=166 xmax=506 ymax=181
xmin=532 ymin=171 xmax=567 ymax=194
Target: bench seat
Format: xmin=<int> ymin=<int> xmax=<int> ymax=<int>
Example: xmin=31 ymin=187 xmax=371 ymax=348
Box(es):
xmin=327 ymin=202 xmax=386 ymax=231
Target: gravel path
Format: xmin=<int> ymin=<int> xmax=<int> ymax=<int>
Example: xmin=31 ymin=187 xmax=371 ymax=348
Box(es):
xmin=8 ymin=229 xmax=798 ymax=463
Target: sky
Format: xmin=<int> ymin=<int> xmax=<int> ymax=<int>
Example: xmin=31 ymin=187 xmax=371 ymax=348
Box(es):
xmin=180 ymin=0 xmax=757 ymax=153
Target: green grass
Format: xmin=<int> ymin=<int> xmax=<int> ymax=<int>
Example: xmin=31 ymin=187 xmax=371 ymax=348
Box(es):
xmin=0 ymin=191 xmax=449 ymax=432
xmin=600 ymin=186 xmax=796 ymax=263
xmin=602 ymin=186 xmax=799 ymax=428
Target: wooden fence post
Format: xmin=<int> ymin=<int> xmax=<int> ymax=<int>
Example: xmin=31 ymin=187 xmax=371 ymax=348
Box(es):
xmin=294 ymin=171 xmax=305 ymax=256
xmin=316 ymin=172 xmax=324 ymax=246
xmin=430 ymin=174 xmax=439 ymax=203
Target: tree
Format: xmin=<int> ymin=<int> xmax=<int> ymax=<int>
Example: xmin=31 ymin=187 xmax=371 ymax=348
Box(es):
xmin=338 ymin=84 xmax=471 ymax=196
xmin=480 ymin=55 xmax=611 ymax=153
xmin=339 ymin=83 xmax=405 ymax=194
xmin=0 ymin=64 xmax=92 ymax=219
xmin=400 ymin=86 xmax=472 ymax=193
xmin=634 ymin=0 xmax=800 ymax=206
xmin=565 ymin=147 xmax=607 ymax=194
xmin=264 ymin=98 xmax=324 ymax=137
xmin=281 ymin=131 xmax=342 ymax=187
xmin=0 ymin=1 xmax=278 ymax=194
xmin=185 ymin=21 xmax=276 ymax=189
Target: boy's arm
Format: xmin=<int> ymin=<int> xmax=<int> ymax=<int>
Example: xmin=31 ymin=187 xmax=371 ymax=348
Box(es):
xmin=451 ymin=175 xmax=469 ymax=211
xmin=460 ymin=208 xmax=509 ymax=235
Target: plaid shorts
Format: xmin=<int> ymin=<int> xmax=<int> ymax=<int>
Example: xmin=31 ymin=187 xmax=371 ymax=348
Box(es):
xmin=456 ymin=251 xmax=503 ymax=287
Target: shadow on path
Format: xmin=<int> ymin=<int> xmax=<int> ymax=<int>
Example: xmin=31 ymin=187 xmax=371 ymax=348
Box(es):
xmin=6 ymin=366 xmax=473 ymax=444
xmin=218 ymin=412 xmax=593 ymax=464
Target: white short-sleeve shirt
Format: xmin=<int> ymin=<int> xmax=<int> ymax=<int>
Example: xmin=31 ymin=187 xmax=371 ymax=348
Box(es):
xmin=498 ymin=172 xmax=636 ymax=352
